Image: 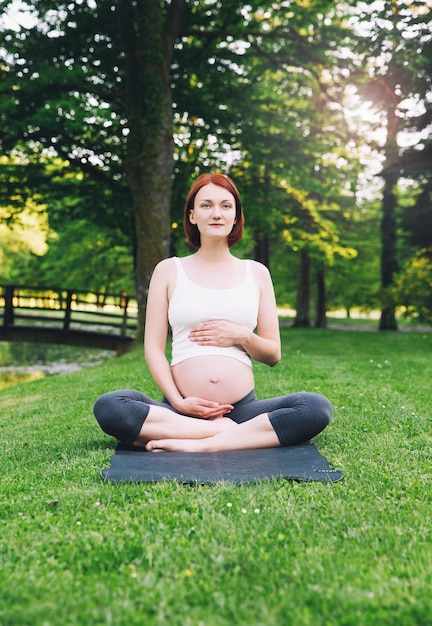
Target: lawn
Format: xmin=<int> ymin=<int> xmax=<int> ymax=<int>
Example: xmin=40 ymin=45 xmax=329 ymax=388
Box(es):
xmin=0 ymin=328 xmax=431 ymax=626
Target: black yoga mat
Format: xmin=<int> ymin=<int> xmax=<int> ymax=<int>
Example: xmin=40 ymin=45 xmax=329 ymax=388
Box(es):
xmin=101 ymin=443 xmax=342 ymax=484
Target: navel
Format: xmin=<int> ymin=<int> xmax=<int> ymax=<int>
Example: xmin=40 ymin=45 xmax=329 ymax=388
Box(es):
xmin=210 ymin=378 xmax=219 ymax=384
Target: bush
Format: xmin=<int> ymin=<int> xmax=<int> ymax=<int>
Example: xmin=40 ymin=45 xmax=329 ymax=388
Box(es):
xmin=392 ymin=248 xmax=432 ymax=323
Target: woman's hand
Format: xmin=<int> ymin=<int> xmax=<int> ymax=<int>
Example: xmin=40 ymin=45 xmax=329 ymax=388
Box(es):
xmin=189 ymin=320 xmax=250 ymax=348
xmin=175 ymin=396 xmax=234 ymax=419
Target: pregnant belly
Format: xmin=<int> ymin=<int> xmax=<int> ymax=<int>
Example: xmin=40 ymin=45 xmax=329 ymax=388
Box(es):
xmin=171 ymin=356 xmax=254 ymax=404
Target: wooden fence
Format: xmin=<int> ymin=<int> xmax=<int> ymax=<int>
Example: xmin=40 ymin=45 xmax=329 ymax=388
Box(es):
xmin=0 ymin=285 xmax=138 ymax=355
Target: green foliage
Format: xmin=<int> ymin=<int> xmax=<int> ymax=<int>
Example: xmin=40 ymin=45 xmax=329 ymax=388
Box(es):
xmin=0 ymin=329 xmax=431 ymax=624
xmin=0 ymin=195 xmax=49 ymax=283
xmin=325 ymin=200 xmax=382 ymax=314
xmin=172 ymin=0 xmax=361 ymax=265
xmin=392 ymin=249 xmax=432 ymax=324
xmin=0 ymin=155 xmax=133 ymax=292
xmin=400 ymin=182 xmax=432 ymax=252
xmin=0 ymin=0 xmax=431 ymax=321
xmin=31 ymin=219 xmax=134 ymax=294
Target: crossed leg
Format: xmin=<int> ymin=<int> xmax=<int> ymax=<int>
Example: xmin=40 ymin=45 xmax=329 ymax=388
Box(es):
xmin=95 ymin=389 xmax=330 ymax=452
xmin=145 ymin=412 xmax=280 ymax=452
xmin=133 ymin=404 xmax=236 ymax=447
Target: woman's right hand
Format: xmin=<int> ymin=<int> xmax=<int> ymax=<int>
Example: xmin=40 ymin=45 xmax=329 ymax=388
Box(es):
xmin=175 ymin=397 xmax=234 ymax=419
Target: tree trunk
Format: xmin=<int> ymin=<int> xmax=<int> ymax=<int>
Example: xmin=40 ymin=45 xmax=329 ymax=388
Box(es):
xmin=314 ymin=268 xmax=327 ymax=328
xmin=379 ymin=178 xmax=399 ymax=330
xmin=117 ymin=0 xmax=184 ymax=334
xmin=253 ymin=168 xmax=271 ymax=267
xmin=379 ymin=106 xmax=399 ymax=331
xmin=293 ymin=249 xmax=311 ymax=327
xmin=254 ymin=230 xmax=270 ymax=267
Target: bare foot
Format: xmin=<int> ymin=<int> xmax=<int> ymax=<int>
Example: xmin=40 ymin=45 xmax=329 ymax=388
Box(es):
xmin=146 ymin=438 xmax=207 ymax=453
xmin=144 ymin=418 xmax=236 ymax=452
xmin=145 ymin=413 xmax=279 ymax=453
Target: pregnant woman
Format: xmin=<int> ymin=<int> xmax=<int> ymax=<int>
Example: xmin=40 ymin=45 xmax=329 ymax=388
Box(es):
xmin=93 ymin=173 xmax=332 ymax=452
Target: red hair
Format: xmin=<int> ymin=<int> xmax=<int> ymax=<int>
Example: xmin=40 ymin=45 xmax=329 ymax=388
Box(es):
xmin=183 ymin=173 xmax=245 ymax=248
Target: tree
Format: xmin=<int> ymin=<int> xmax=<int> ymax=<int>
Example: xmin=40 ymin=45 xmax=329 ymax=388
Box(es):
xmin=351 ymin=0 xmax=432 ymax=329
xmin=0 ymin=0 xmax=182 ymax=332
xmin=226 ymin=23 xmax=363 ymax=325
xmin=4 ymin=0 xmax=423 ymax=332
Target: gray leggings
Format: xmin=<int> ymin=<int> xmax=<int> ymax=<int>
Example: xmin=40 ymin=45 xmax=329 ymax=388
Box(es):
xmin=93 ymin=389 xmax=332 ymax=447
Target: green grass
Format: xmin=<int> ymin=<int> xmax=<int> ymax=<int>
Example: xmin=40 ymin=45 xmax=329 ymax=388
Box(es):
xmin=1 ymin=329 xmax=431 ymax=626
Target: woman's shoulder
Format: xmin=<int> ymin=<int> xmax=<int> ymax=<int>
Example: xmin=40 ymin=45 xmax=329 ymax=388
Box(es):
xmin=154 ymin=256 xmax=178 ymax=271
xmin=245 ymin=260 xmax=274 ymax=294
xmin=151 ymin=256 xmax=178 ymax=282
xmin=248 ymin=259 xmax=272 ymax=280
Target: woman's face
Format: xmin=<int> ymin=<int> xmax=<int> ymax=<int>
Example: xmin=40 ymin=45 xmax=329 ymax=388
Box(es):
xmin=189 ymin=183 xmax=237 ymax=243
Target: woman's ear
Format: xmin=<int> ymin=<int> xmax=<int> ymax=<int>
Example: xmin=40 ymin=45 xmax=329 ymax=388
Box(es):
xmin=189 ymin=209 xmax=196 ymax=224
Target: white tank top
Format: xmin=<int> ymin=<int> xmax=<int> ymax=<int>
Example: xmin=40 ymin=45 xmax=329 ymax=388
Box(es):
xmin=168 ymin=257 xmax=260 ymax=367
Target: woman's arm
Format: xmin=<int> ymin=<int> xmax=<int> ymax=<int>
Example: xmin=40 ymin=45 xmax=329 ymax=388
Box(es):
xmin=144 ymin=258 xmax=183 ymax=407
xmin=241 ymin=261 xmax=281 ymax=366
xmin=144 ymin=259 xmax=234 ymax=418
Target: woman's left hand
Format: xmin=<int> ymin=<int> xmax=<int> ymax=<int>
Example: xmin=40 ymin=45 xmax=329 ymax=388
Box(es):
xmin=188 ymin=320 xmax=250 ymax=348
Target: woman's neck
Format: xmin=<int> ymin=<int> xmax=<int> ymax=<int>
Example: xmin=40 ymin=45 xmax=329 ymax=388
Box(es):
xmin=194 ymin=241 xmax=233 ymax=263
